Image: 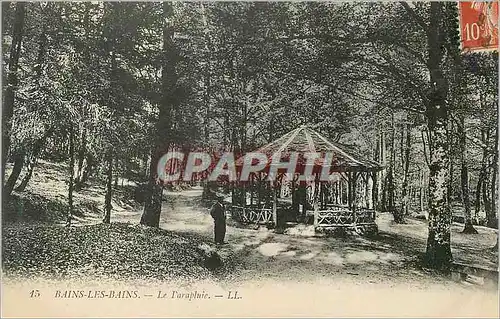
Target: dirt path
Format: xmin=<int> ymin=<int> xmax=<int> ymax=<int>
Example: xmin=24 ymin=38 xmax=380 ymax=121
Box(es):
xmin=110 ymin=187 xmax=498 ymax=291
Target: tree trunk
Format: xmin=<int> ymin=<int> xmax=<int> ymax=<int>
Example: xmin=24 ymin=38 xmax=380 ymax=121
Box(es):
xmin=482 ymin=168 xmax=493 ymax=227
xmin=113 ymin=158 xmax=119 ymax=189
xmin=15 ymin=157 xmax=34 ymax=193
xmin=475 ymin=169 xmax=483 ymax=223
xmin=141 ymin=149 xmax=163 ymax=227
xmin=2 ymin=2 xmax=25 ymax=183
xmin=488 ymin=125 xmax=498 ymax=228
xmin=389 ymin=114 xmax=403 ymax=223
xmin=459 ymin=117 xmax=477 ymax=233
xmin=143 ymin=153 xmax=149 ymax=180
xmin=67 ymin=127 xmax=75 ymax=227
xmin=381 ymin=172 xmax=388 ymax=211
xmin=103 ymin=151 xmax=113 ymax=224
xmin=15 ymin=127 xmax=53 ymax=192
xmin=400 ymin=121 xmax=411 ymax=218
xmin=74 ymin=127 xmax=87 ymax=189
xmin=371 ymin=171 xmax=378 ymax=211
xmin=419 ymin=169 xmax=426 ymax=215
xmin=477 ymin=129 xmax=492 ymax=227
xmin=375 ymin=129 xmax=385 ymax=210
xmin=200 ymin=2 xmax=212 ymax=146
xmin=10 ymin=7 xmax=48 ymax=194
xmin=203 ymin=58 xmax=211 ymax=146
xmin=423 ymin=2 xmax=452 ymax=271
xmin=3 ymin=152 xmax=24 ymax=198
xmin=140 ymin=2 xmax=177 ymax=227
xmin=379 ymin=129 xmax=387 ymax=211
xmin=448 ymin=127 xmax=454 ymax=204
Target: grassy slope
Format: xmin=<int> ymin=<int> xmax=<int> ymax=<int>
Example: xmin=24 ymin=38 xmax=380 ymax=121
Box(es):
xmin=4 ymin=160 xmax=143 ymax=224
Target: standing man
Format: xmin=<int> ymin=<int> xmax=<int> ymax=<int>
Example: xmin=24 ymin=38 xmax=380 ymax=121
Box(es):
xmin=210 ymin=196 xmax=227 ymax=245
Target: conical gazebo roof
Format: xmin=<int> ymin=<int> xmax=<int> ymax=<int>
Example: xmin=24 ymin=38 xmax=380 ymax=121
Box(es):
xmin=236 ymin=125 xmax=382 ymax=172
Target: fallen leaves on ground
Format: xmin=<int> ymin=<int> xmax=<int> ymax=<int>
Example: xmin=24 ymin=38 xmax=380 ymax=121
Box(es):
xmin=2 ymin=222 xmax=215 ymax=282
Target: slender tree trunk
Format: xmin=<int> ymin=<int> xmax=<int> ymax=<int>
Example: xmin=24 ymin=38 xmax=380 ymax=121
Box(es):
xmin=80 ymin=153 xmax=93 ymax=185
xmin=488 ymin=126 xmax=498 ymax=228
xmin=421 ymin=128 xmax=430 ymax=167
xmin=121 ymin=161 xmax=124 ymax=188
xmin=67 ymin=127 xmax=75 ymax=227
xmin=375 ymin=129 xmax=385 ymax=210
xmin=113 ymin=158 xmax=119 ymax=189
xmin=2 ymin=2 xmax=25 ymax=183
xmin=475 ymin=170 xmax=483 ymax=222
xmin=389 ymin=114 xmax=403 ymax=223
xmin=419 ymin=169 xmax=425 ymax=214
xmin=400 ymin=121 xmax=411 ymax=219
xmin=477 ymin=129 xmax=491 ymax=227
xmin=103 ymin=151 xmax=113 ymax=224
xmin=371 ymin=171 xmax=378 ymax=211
xmin=140 ymin=2 xmax=177 ymax=227
xmin=202 ymin=30 xmax=211 ymax=145
xmin=4 ymin=152 xmax=24 ymax=197
xmin=143 ymin=153 xmax=150 ymax=180
xmin=482 ymin=168 xmax=493 ymax=227
xmin=379 ymin=130 xmax=387 ymax=211
xmin=448 ymin=130 xmax=454 ymax=204
xmin=200 ymin=2 xmax=212 ymax=146
xmin=459 ymin=117 xmax=477 ymax=233
xmin=16 ymin=128 xmax=53 ymax=192
xmin=381 ymin=173 xmax=387 ymax=211
xmin=74 ymin=126 xmax=87 ymax=189
xmin=423 ymin=2 xmax=452 ymax=271
xmin=15 ymin=158 xmax=34 ymax=193
xmin=374 ymin=130 xmax=380 ymax=208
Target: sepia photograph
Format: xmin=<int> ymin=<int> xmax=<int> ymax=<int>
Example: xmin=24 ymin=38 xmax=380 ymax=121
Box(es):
xmin=1 ymin=1 xmax=499 ymax=317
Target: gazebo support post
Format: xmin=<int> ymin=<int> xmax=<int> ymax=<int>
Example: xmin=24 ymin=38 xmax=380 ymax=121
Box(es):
xmin=272 ymin=182 xmax=277 ymax=228
xmin=351 ymin=171 xmax=359 ymax=227
xmin=257 ymin=171 xmax=262 ymax=206
xmin=321 ymin=182 xmax=326 ymax=208
xmin=347 ymin=172 xmax=352 ymax=210
xmin=339 ymin=180 xmax=343 ymax=205
xmin=371 ymin=170 xmax=378 ymax=219
xmin=371 ymin=171 xmax=377 ymax=209
xmin=365 ymin=172 xmax=371 ymax=209
xmin=291 ymin=175 xmax=296 ymax=218
xmin=338 ymin=177 xmax=341 ymax=205
xmin=250 ymin=173 xmax=255 ymax=205
xmin=313 ymin=173 xmax=319 ymax=227
xmin=363 ymin=172 xmax=369 ymax=208
xmin=345 ymin=174 xmax=350 ymax=207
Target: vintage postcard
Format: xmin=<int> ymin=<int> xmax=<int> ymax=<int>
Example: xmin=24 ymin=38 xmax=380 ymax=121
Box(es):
xmin=1 ymin=1 xmax=499 ymax=317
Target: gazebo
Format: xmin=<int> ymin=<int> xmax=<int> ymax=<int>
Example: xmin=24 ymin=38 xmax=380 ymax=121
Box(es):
xmin=229 ymin=125 xmax=383 ymax=234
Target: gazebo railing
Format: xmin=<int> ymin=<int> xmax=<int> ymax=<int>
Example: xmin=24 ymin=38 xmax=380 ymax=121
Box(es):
xmin=229 ymin=205 xmax=273 ymax=224
xmin=311 ymin=208 xmax=376 ymax=227
xmin=228 ymin=204 xmax=376 ymax=228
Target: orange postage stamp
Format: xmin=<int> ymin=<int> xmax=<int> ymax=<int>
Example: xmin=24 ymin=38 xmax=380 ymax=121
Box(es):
xmin=459 ymin=1 xmax=499 ymax=52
